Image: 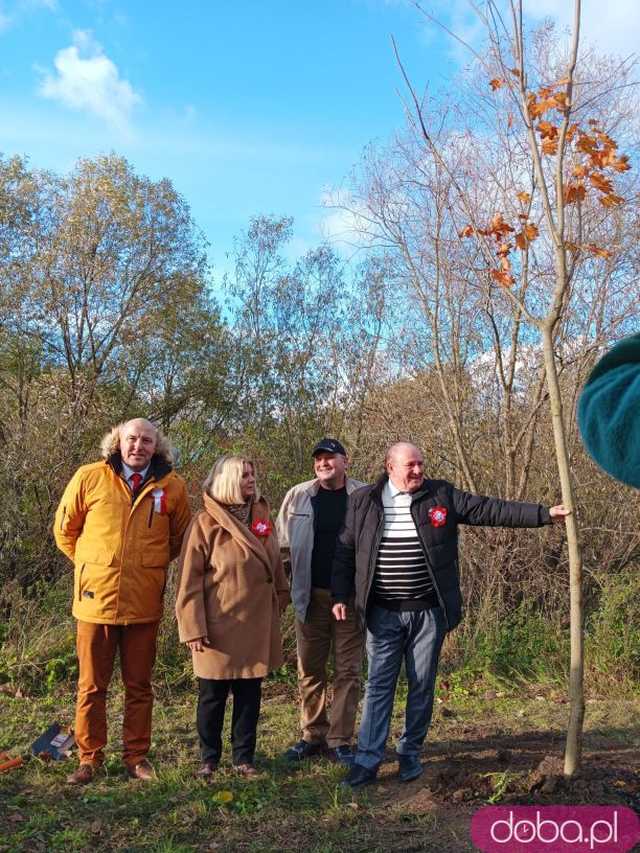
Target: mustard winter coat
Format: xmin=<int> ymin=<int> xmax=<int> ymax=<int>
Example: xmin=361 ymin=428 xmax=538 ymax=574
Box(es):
xmin=175 ymin=494 xmax=288 ymax=679
xmin=54 ymin=455 xmax=191 ymax=625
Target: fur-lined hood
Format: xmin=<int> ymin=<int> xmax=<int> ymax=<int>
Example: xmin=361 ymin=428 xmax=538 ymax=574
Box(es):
xmin=100 ymin=422 xmax=175 ymax=465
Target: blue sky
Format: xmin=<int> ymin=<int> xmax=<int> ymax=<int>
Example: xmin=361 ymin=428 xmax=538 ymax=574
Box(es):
xmin=1 ymin=0 xmax=637 ymax=279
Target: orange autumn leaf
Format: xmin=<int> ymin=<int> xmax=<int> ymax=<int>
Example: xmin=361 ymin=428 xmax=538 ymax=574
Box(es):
xmin=528 ymin=99 xmax=547 ymax=119
xmin=542 ymin=138 xmax=558 ymax=155
xmin=509 ymin=67 xmax=521 ymax=78
xmin=564 ymin=182 xmax=586 ymax=204
xmin=516 ymin=191 xmax=531 ymax=204
xmin=533 ymin=97 xmax=562 ymax=117
xmin=549 ymin=92 xmax=568 ymax=111
xmin=565 ymin=241 xmax=579 ymax=253
xmin=609 ymin=154 xmax=631 ymax=173
xmin=572 ymin=164 xmax=589 ymax=178
xmin=490 ymin=78 xmax=504 ymax=91
xmin=459 ymin=225 xmax=474 ymax=238
xmin=490 ymin=268 xmax=515 ymax=287
xmin=589 ymin=172 xmax=614 ymax=194
xmin=577 ymin=134 xmax=597 ymax=154
xmin=489 ymin=213 xmax=514 ymax=236
xmin=597 ymin=132 xmax=617 ymax=149
xmin=537 ymin=121 xmax=558 ymax=140
xmin=566 ymin=123 xmax=579 ymax=142
xmin=599 ymin=194 xmax=624 ymax=208
xmin=538 ymin=86 xmax=554 ymax=99
xmin=515 ymin=223 xmax=539 ymax=250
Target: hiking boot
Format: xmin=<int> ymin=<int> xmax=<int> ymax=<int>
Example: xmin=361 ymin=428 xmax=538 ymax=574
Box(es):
xmin=66 ymin=763 xmax=95 ymax=785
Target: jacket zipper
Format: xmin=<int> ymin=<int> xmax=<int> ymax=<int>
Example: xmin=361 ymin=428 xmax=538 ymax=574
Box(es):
xmin=364 ymin=511 xmax=384 ymax=607
xmin=148 ymin=501 xmax=154 ymax=528
xmin=411 ymin=500 xmax=449 ymax=630
xmin=60 ymin=506 xmax=66 ymax=532
xmin=78 ymin=564 xmax=85 ymax=602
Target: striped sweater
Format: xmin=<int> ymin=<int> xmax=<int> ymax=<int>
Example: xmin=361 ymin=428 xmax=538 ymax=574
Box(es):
xmin=372 ymin=480 xmax=434 ymax=602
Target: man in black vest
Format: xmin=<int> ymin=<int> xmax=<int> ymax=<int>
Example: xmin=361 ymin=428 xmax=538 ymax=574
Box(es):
xmin=332 ymin=441 xmax=568 ymax=788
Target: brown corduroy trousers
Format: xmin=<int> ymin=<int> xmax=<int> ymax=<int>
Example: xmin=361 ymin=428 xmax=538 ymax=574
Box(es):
xmin=74 ymin=620 xmax=159 ymax=768
xmin=295 ymin=588 xmax=364 ymax=748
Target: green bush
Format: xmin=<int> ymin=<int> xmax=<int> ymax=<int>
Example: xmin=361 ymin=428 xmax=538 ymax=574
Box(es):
xmin=587 ymin=567 xmax=640 ymax=683
xmin=458 ymin=605 xmax=569 ymax=685
xmin=0 ymin=576 xmax=76 ymax=694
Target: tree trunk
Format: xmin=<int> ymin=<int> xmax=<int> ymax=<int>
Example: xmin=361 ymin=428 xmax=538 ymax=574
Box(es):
xmin=541 ymin=325 xmax=585 ymax=776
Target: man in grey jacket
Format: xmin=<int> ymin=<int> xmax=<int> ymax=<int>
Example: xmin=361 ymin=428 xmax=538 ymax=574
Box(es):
xmin=276 ymin=438 xmax=365 ymax=765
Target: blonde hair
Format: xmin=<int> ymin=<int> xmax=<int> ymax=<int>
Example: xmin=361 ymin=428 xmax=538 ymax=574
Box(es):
xmin=204 ymin=455 xmax=259 ymax=505
xmin=100 ymin=420 xmax=175 ymax=464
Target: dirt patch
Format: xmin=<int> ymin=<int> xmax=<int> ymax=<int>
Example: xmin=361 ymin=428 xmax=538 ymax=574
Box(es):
xmin=369 ymin=729 xmax=639 ymax=851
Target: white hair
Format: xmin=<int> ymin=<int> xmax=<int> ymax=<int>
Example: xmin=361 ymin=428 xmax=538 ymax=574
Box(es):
xmin=100 ymin=419 xmax=174 ymax=464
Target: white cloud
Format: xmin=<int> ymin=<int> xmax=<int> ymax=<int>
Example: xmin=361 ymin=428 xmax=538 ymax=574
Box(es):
xmin=527 ymin=0 xmax=639 ymax=58
xmin=38 ymin=30 xmax=141 ymax=132
xmin=422 ymin=0 xmax=639 ymax=62
xmin=318 ymin=187 xmax=371 ymax=247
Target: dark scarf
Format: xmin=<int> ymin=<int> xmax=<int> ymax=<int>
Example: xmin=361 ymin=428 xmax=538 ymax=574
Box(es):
xmin=225 ymin=499 xmax=253 ymax=528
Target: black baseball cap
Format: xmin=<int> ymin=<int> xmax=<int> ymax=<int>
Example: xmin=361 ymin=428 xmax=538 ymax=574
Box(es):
xmin=311 ymin=438 xmax=347 ymax=457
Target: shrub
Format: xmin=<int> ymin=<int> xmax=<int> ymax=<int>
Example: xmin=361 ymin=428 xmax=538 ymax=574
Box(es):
xmin=587 ymin=566 xmax=640 ymax=684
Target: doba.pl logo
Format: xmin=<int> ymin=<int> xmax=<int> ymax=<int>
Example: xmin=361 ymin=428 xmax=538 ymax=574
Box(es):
xmin=471 ymin=806 xmax=640 ymax=852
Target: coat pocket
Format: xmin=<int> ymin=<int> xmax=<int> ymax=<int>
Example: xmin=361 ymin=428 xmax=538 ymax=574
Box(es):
xmin=73 ymin=562 xmax=119 ymax=620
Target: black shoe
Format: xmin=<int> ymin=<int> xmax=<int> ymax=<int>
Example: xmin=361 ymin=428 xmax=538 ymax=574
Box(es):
xmin=283 ymin=739 xmax=325 ymax=762
xmin=341 ymin=762 xmax=378 ymax=789
xmin=332 ymin=745 xmax=355 ymax=766
xmin=398 ymin=754 xmax=423 ymax=782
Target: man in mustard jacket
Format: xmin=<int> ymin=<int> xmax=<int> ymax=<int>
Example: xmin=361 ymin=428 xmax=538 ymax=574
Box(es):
xmin=54 ymin=418 xmax=191 ymax=784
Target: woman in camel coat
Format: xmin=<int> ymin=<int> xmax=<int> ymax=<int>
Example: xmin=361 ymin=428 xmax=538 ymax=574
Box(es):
xmin=175 ymin=455 xmax=289 ymax=777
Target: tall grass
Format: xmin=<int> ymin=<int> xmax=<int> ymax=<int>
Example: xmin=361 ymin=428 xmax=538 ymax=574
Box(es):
xmin=2 ymin=568 xmax=638 ymax=696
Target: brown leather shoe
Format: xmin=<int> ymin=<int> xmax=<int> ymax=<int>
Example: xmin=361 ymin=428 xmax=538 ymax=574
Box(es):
xmin=232 ymin=763 xmax=259 ymax=779
xmin=66 ymin=763 xmax=95 ymax=785
xmin=196 ymin=760 xmax=218 ymax=778
xmin=127 ymin=758 xmax=156 ymax=781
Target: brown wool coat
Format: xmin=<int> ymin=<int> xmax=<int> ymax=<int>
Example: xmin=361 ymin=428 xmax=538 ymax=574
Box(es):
xmin=175 ymin=493 xmax=289 ymax=679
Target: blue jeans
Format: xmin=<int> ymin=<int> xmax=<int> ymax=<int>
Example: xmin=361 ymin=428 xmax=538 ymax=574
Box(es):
xmin=355 ymin=604 xmax=446 ymax=770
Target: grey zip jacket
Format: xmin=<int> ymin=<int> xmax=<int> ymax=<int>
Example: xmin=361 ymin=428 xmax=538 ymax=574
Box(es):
xmin=276 ymin=477 xmax=366 ymax=623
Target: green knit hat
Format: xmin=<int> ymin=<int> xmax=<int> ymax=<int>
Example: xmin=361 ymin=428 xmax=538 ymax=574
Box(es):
xmin=577 ymin=333 xmax=640 ymax=488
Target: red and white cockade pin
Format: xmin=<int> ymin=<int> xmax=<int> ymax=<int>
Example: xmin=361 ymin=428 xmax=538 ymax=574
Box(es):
xmin=428 ymin=506 xmax=447 ymax=527
xmin=251 ymin=518 xmax=273 ymax=537
xmin=151 ymin=488 xmax=167 ymax=514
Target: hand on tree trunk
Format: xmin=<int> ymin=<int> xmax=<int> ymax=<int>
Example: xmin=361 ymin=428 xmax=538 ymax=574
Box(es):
xmin=549 ymin=504 xmax=570 ymax=523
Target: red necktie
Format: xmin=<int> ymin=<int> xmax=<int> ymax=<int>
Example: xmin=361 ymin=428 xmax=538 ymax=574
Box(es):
xmin=130 ymin=472 xmax=143 ymax=495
